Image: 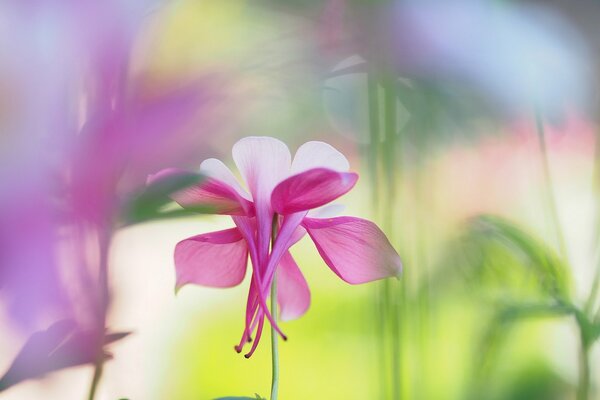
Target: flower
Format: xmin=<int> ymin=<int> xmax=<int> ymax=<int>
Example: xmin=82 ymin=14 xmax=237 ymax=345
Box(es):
xmin=386 ymin=0 xmax=590 ymax=115
xmin=0 ymin=1 xmax=221 ymax=387
xmin=150 ymin=137 xmax=402 ymax=357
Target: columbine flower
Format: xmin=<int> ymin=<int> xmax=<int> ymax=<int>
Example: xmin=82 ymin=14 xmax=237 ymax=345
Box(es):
xmin=150 ymin=137 xmax=402 ymax=357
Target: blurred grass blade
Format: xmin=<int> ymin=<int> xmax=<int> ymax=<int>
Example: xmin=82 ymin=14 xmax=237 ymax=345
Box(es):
xmin=469 ymin=302 xmax=574 ymax=399
xmin=468 ymin=215 xmax=572 ymax=300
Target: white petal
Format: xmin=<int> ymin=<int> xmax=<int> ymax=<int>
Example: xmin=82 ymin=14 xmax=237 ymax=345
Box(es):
xmin=291 ymin=141 xmax=350 ymax=174
xmin=199 ymin=158 xmax=251 ymax=200
xmin=232 ymin=136 xmax=291 ymax=201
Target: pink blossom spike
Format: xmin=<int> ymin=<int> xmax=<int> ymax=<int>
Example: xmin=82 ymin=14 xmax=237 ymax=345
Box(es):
xmin=302 ymin=216 xmax=402 ymax=284
xmin=159 ymin=136 xmax=403 ymax=357
xmin=233 ymin=216 xmax=288 ymax=341
xmin=174 ymin=228 xmax=249 ymax=291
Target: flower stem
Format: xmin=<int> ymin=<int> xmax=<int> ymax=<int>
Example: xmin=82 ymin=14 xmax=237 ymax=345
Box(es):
xmin=577 ymin=329 xmax=591 ymax=400
xmin=270 ymin=273 xmax=279 ymax=400
xmin=87 ymin=364 xmax=103 ymax=400
xmin=270 ymin=216 xmax=280 ymax=400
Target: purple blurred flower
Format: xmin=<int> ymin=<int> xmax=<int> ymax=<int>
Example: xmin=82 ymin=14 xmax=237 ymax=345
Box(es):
xmin=0 ymin=320 xmax=129 ymax=392
xmin=0 ymin=0 xmax=224 ymax=387
xmin=386 ymin=0 xmax=591 ymax=114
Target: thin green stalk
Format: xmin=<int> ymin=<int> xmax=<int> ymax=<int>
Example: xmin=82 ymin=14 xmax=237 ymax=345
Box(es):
xmin=383 ymin=76 xmax=397 ymax=199
xmin=535 ymin=109 xmax=593 ymax=399
xmin=368 ymin=72 xmax=389 ymax=399
xmin=270 ymin=278 xmax=279 ymax=400
xmin=367 ymin=72 xmax=381 ymax=210
xmin=577 ymin=331 xmax=591 ymax=400
xmin=585 ymin=125 xmax=600 ymax=316
xmin=585 ymin=254 xmax=600 ymax=317
xmin=534 ymin=108 xmax=568 ymax=260
xmin=87 ymin=363 xmax=103 ymax=400
xmin=270 ymin=216 xmax=280 ymax=400
xmin=383 ymin=77 xmax=401 ymax=400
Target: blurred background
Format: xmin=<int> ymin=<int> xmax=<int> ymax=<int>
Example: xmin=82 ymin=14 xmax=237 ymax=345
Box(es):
xmin=2 ymin=0 xmax=600 ymax=399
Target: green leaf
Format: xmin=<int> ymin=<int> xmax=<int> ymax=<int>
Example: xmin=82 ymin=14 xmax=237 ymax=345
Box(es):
xmin=469 ymin=302 xmax=575 ymax=397
xmin=455 ymin=215 xmax=572 ymax=301
xmin=214 ymin=396 xmax=265 ymax=400
xmin=121 ymin=172 xmax=214 ymax=225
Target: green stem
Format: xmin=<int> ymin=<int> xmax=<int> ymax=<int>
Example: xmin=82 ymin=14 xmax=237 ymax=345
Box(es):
xmin=383 ymin=77 xmax=401 ymax=400
xmin=367 ymin=72 xmax=381 ymax=211
xmin=368 ymin=72 xmax=388 ymax=399
xmin=534 ymin=108 xmax=568 ymax=260
xmin=87 ymin=363 xmax=103 ymax=400
xmin=585 ymin=125 xmax=600 ymax=316
xmin=577 ymin=332 xmax=591 ymax=400
xmin=270 ymin=216 xmax=280 ymax=400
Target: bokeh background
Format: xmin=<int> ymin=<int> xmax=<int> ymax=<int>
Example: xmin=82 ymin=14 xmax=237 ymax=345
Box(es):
xmin=2 ymin=0 xmax=600 ymax=399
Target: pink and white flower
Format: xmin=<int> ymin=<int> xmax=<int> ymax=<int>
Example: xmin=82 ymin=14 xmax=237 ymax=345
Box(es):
xmin=150 ymin=137 xmax=402 ymax=357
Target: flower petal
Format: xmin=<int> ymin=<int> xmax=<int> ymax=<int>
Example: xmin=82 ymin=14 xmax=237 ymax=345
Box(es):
xmin=148 ymin=167 xmax=253 ymax=215
xmin=308 ymin=204 xmax=346 ymax=218
xmin=232 ymin=136 xmax=291 ymax=202
xmin=174 ymin=228 xmax=248 ymax=289
xmin=277 ymin=252 xmax=310 ymax=321
xmin=271 ymin=168 xmax=358 ymax=214
xmin=291 ymin=141 xmax=350 ymax=174
xmin=199 ymin=158 xmax=251 ymax=200
xmin=302 ymin=216 xmax=402 ymax=284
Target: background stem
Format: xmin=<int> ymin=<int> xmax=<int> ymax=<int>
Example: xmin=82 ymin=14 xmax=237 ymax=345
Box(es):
xmin=534 ymin=108 xmax=568 ymax=260
xmin=577 ymin=331 xmax=591 ymax=400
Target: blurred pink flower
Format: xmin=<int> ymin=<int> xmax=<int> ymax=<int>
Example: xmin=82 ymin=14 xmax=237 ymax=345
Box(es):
xmin=0 ymin=1 xmax=226 ymax=389
xmin=150 ymin=137 xmax=402 ymax=357
xmin=0 ymin=0 xmax=220 ymax=329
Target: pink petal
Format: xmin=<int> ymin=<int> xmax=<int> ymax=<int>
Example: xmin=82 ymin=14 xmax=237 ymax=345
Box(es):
xmin=289 ymin=224 xmax=307 ymax=246
xmin=148 ymin=167 xmax=253 ymax=215
xmin=232 ymin=136 xmax=291 ymax=202
xmin=174 ymin=228 xmax=248 ymax=289
xmin=271 ymin=168 xmax=358 ymax=214
xmin=260 ymin=212 xmax=308 ymax=292
xmin=277 ymin=252 xmax=310 ymax=321
xmin=302 ymin=216 xmax=402 ymax=284
xmin=291 ymin=141 xmax=350 ymax=174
